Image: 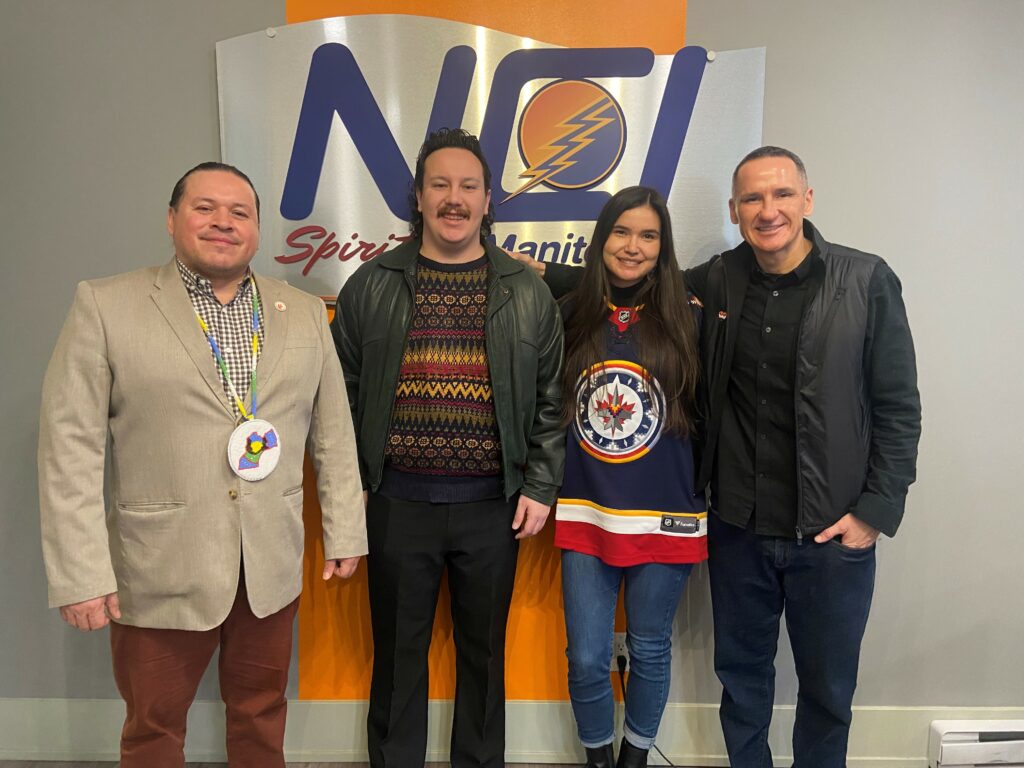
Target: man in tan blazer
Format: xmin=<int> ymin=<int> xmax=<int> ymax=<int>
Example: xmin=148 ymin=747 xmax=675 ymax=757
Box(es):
xmin=38 ymin=162 xmax=367 ymax=768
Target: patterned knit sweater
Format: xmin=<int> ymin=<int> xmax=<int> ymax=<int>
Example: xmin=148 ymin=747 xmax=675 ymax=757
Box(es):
xmin=382 ymin=254 xmax=502 ymax=501
xmin=555 ymin=299 xmax=707 ymax=566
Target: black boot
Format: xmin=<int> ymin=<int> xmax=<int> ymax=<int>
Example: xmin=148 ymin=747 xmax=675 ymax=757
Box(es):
xmin=584 ymin=742 xmax=615 ymax=768
xmin=615 ymin=737 xmax=649 ymax=768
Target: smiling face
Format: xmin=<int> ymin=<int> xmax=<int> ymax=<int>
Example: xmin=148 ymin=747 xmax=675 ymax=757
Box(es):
xmin=602 ymin=204 xmax=662 ymax=288
xmin=415 ymin=147 xmax=491 ymax=262
xmin=729 ymin=155 xmax=814 ymax=273
xmin=166 ymin=169 xmax=259 ymax=285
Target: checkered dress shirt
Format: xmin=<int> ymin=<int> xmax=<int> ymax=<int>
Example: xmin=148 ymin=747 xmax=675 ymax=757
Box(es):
xmin=176 ymin=259 xmax=265 ymax=420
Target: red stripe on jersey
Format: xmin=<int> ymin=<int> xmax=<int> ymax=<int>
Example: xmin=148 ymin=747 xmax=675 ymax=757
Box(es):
xmin=554 ymin=520 xmax=707 ymax=567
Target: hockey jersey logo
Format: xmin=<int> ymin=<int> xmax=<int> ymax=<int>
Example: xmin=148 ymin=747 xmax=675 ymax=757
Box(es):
xmin=573 ymin=360 xmax=665 ymax=463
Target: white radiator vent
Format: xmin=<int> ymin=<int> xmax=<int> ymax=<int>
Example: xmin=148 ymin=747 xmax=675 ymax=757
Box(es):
xmin=929 ymin=720 xmax=1024 ymax=767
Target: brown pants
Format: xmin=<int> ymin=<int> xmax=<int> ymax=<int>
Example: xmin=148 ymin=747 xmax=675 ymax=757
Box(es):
xmin=109 ymin=578 xmax=299 ymax=768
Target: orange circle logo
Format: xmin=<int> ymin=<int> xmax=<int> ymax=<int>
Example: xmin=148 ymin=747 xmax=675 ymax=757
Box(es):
xmin=505 ymin=79 xmax=626 ymax=202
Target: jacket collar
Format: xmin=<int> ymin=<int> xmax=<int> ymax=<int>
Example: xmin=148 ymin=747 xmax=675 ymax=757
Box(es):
xmin=151 ymin=259 xmax=288 ymax=420
xmin=803 ymin=219 xmax=832 ymax=261
xmin=250 ymin=273 xmax=288 ymax=391
xmin=152 ymin=259 xmax=234 ymax=418
xmin=376 ymin=237 xmax=525 ymax=278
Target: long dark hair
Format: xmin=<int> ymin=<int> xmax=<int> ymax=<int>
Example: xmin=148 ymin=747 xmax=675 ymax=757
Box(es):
xmin=562 ymin=186 xmax=700 ymax=435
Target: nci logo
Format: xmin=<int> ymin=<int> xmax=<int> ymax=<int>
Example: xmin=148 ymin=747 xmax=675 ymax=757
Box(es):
xmin=276 ymin=43 xmax=706 ymax=273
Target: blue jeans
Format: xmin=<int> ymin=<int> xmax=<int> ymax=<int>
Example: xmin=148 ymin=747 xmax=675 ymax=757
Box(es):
xmin=708 ymin=513 xmax=876 ymax=768
xmin=561 ymin=550 xmax=694 ymax=750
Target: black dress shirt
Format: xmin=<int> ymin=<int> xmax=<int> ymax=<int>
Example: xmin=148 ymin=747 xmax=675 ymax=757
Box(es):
xmin=712 ymin=247 xmax=820 ymax=537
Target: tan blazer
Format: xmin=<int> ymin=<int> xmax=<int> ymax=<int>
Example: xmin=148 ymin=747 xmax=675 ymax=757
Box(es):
xmin=39 ymin=259 xmax=367 ymax=630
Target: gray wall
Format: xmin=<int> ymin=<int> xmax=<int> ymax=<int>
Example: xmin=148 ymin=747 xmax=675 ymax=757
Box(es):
xmin=2 ymin=0 xmax=1021 ymax=718
xmin=0 ymin=0 xmax=284 ymax=698
xmin=680 ymin=0 xmax=1024 ymax=706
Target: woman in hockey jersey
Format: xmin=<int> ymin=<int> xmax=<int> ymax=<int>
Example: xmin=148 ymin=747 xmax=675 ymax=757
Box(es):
xmin=555 ymin=186 xmax=705 ymax=768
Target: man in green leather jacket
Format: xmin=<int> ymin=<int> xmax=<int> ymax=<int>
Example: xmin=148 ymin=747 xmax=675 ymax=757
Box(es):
xmin=331 ymin=128 xmax=564 ymax=768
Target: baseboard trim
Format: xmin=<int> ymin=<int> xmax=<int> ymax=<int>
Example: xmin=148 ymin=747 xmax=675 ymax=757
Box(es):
xmin=1 ymin=698 xmax=1021 ymax=765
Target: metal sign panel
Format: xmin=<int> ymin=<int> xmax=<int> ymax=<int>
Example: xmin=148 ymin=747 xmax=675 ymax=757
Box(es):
xmin=217 ymin=16 xmax=764 ymax=298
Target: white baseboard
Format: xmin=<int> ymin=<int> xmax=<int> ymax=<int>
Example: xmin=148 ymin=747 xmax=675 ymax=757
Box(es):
xmin=1 ymin=697 xmax=1021 ymax=766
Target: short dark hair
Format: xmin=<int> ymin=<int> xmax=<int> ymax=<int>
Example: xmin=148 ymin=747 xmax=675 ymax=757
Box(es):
xmin=169 ymin=161 xmax=261 ymax=220
xmin=731 ymin=146 xmax=808 ymax=194
xmin=409 ymin=128 xmax=494 ymax=240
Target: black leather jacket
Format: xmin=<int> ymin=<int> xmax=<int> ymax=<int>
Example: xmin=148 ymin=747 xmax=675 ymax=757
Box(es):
xmin=330 ymin=238 xmax=565 ymax=505
xmin=687 ymin=221 xmax=921 ymax=538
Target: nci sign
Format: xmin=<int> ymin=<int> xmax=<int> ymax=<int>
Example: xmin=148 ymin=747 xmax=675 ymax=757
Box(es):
xmin=280 ymin=44 xmax=707 ymax=224
xmin=216 ymin=18 xmax=763 ymax=291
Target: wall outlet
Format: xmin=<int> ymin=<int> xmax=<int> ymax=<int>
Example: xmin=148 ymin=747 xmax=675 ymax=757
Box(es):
xmin=612 ymin=632 xmax=629 ymax=672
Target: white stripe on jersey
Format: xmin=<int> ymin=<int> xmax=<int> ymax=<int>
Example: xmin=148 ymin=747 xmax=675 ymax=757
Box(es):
xmin=556 ymin=498 xmax=707 ymax=538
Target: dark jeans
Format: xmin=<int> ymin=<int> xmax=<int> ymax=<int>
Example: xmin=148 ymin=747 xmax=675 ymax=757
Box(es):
xmin=708 ymin=513 xmax=876 ymax=768
xmin=365 ymin=492 xmax=519 ymax=768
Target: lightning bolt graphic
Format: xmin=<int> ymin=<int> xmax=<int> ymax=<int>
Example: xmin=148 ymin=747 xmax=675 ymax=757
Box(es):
xmin=503 ymin=95 xmax=619 ymax=202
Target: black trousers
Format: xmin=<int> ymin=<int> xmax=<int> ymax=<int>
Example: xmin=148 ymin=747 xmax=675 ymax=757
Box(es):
xmin=365 ymin=492 xmax=519 ymax=768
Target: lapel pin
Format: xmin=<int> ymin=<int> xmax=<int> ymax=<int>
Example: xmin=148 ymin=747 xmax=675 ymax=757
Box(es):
xmin=275 ymin=301 xmax=287 ymax=311
xmin=718 ymin=310 xmax=728 ymax=320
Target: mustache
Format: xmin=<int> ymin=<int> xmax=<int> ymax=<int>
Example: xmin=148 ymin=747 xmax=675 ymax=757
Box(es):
xmin=437 ymin=204 xmax=470 ymax=218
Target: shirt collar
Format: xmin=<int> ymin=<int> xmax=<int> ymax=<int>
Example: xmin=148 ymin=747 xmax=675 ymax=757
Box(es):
xmin=750 ymin=244 xmax=819 ymax=287
xmin=176 ymin=258 xmax=253 ymax=302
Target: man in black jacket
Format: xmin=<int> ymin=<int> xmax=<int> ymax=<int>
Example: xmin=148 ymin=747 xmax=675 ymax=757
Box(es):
xmin=687 ymin=146 xmax=920 ymax=767
xmin=331 ymin=128 xmax=564 ymax=768
xmin=538 ymin=146 xmax=920 ymax=767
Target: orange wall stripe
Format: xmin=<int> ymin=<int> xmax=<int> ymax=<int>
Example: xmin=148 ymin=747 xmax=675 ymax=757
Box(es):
xmin=286 ymin=0 xmax=685 ymax=54
xmin=296 ymin=4 xmax=685 ymax=700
